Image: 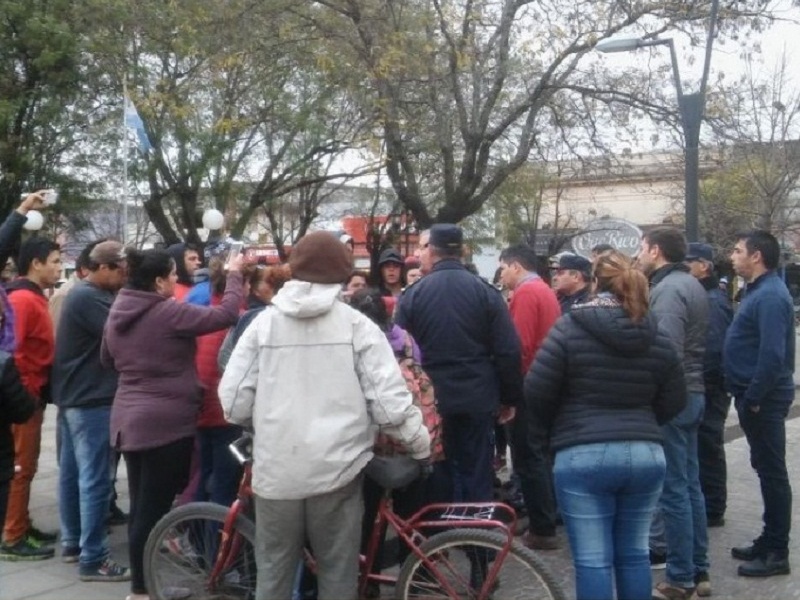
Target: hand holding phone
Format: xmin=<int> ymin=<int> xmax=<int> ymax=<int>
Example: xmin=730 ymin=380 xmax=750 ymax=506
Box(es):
xmin=226 ymin=241 xmax=245 ymax=272
xmin=42 ymin=189 xmax=59 ymax=205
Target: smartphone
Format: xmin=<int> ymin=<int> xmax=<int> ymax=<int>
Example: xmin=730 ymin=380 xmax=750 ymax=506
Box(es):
xmin=42 ymin=189 xmax=59 ymax=205
xmin=228 ymin=241 xmax=244 ymax=265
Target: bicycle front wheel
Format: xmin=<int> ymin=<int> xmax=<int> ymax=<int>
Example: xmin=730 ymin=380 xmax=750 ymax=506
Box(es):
xmin=144 ymin=501 xmax=257 ymax=600
xmin=395 ymin=528 xmax=566 ymax=600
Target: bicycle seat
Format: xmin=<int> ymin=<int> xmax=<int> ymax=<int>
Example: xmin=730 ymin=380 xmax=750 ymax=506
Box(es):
xmin=364 ymin=454 xmax=421 ymax=490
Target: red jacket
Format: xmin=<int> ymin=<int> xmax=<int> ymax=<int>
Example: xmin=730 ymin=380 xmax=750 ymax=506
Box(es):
xmin=174 ymin=283 xmax=192 ymax=303
xmin=508 ymin=275 xmax=561 ymax=373
xmin=195 ymin=294 xmax=230 ymax=428
xmin=6 ymin=280 xmax=54 ymax=398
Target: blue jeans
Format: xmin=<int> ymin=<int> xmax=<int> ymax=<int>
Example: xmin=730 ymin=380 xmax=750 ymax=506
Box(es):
xmin=554 ymin=441 xmax=665 ymax=600
xmin=653 ymin=392 xmax=709 ymax=587
xmin=196 ymin=425 xmax=243 ymax=507
xmin=737 ymin=398 xmax=792 ymax=555
xmin=58 ymin=406 xmax=112 ymax=567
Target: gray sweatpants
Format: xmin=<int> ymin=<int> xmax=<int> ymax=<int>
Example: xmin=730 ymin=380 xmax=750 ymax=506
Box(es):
xmin=254 ymin=475 xmax=363 ymax=600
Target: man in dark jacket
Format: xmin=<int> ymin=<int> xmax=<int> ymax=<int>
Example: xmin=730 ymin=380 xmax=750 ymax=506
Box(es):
xmin=685 ymin=243 xmax=733 ymax=528
xmin=725 ymin=230 xmax=793 ymax=578
xmin=53 ymin=241 xmax=129 ymax=581
xmin=377 ymin=248 xmax=405 ymax=297
xmin=637 ymin=227 xmax=709 ymax=599
xmin=166 ymin=242 xmax=201 ymax=302
xmin=396 ymin=224 xmax=522 ymax=503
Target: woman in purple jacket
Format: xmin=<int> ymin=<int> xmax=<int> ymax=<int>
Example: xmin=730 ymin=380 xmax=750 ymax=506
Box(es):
xmin=101 ymin=248 xmax=243 ymax=600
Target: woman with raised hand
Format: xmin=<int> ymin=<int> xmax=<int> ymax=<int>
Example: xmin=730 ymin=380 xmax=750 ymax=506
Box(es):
xmin=101 ymin=247 xmax=243 ymax=600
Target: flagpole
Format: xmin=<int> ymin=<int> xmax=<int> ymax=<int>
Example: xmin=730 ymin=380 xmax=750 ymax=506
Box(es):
xmin=122 ymin=80 xmax=129 ymax=245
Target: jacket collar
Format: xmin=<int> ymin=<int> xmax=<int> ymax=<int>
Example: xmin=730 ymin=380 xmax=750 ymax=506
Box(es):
xmin=649 ymin=262 xmax=689 ymax=287
xmin=742 ymin=270 xmax=776 ymax=296
xmin=698 ymin=274 xmax=720 ymax=292
xmin=4 ymin=277 xmax=45 ymax=297
xmin=431 ymin=258 xmax=466 ymax=272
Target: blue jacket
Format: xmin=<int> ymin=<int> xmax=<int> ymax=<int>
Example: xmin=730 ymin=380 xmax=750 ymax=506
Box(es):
xmin=185 ymin=281 xmax=212 ymax=306
xmin=700 ymin=276 xmax=733 ymax=387
xmin=723 ymin=271 xmax=795 ymax=407
xmin=395 ymin=259 xmax=523 ymax=415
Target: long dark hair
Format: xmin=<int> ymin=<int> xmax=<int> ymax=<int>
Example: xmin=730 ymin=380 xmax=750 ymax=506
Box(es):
xmin=125 ymin=248 xmax=175 ymax=292
xmin=350 ymin=288 xmax=391 ymax=332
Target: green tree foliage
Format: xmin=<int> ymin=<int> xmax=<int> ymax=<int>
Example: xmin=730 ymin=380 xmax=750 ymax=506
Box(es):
xmin=82 ymin=0 xmax=373 ymax=245
xmin=0 ymin=0 xmax=105 ymax=225
xmin=305 ymin=0 xmax=777 ymax=228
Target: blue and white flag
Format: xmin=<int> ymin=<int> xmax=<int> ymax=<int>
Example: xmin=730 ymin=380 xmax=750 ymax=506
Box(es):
xmin=124 ymin=97 xmax=152 ymax=154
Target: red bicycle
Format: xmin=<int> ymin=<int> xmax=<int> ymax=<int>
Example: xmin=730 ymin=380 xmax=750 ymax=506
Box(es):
xmin=143 ymin=436 xmax=565 ymax=600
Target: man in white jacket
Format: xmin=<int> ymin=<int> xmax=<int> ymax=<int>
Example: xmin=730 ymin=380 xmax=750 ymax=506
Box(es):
xmin=219 ymin=231 xmax=430 ymax=600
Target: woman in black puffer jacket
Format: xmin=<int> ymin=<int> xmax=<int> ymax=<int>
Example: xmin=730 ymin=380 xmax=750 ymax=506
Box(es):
xmin=525 ymin=250 xmax=687 ymax=600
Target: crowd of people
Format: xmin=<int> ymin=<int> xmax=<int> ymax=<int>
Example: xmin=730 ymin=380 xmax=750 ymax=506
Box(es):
xmin=0 ymin=191 xmax=794 ymax=600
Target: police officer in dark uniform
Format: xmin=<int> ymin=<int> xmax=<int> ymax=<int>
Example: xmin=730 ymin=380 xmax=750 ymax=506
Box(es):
xmin=550 ymin=253 xmax=592 ymax=314
xmin=396 ymin=224 xmax=522 ymax=503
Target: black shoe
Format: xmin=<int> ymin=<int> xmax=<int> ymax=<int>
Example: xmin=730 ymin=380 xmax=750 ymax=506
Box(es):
xmin=107 ymin=503 xmax=128 ymax=526
xmin=649 ymin=549 xmax=667 ymax=570
xmin=738 ymin=553 xmax=791 ymax=577
xmin=706 ymin=515 xmax=725 ymax=528
xmin=61 ymin=545 xmax=80 ymax=564
xmin=0 ymin=538 xmax=55 ymax=561
xmin=27 ymin=525 xmax=58 ymax=545
xmin=732 ymin=543 xmax=763 ymax=561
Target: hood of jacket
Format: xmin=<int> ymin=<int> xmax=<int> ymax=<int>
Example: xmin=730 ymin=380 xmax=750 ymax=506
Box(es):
xmin=5 ymin=277 xmax=45 ymax=297
xmin=167 ymin=243 xmax=194 ymax=287
xmin=271 ymin=280 xmax=342 ymax=319
xmin=570 ymin=296 xmax=658 ymax=356
xmin=107 ymin=288 xmax=166 ymax=334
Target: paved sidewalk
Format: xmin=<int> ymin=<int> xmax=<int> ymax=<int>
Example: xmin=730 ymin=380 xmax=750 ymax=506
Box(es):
xmin=2 ymin=403 xmax=799 ymax=599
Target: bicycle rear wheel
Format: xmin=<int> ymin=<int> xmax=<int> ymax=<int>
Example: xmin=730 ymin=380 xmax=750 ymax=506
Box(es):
xmin=144 ymin=501 xmax=257 ymax=600
xmin=395 ymin=528 xmax=566 ymax=600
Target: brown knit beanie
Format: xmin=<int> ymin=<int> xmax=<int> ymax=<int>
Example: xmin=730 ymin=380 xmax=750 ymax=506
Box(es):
xmin=289 ymin=231 xmax=353 ymax=284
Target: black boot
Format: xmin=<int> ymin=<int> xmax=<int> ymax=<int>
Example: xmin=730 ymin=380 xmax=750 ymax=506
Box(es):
xmin=738 ymin=552 xmax=791 ymax=578
xmin=731 ymin=541 xmax=762 ymax=561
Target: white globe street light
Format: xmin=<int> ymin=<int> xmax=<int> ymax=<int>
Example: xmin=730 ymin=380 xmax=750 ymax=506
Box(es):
xmin=202 ymin=209 xmax=225 ymax=231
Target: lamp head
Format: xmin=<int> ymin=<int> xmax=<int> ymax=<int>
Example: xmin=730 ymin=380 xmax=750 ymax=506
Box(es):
xmin=595 ymin=37 xmax=643 ymax=53
xmin=202 ymin=209 xmax=225 ymax=231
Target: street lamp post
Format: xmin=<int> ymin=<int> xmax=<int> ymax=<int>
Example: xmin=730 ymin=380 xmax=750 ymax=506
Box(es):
xmin=595 ymin=0 xmax=719 ymax=243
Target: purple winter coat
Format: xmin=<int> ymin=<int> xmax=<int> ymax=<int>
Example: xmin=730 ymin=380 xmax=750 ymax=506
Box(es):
xmin=386 ymin=324 xmax=421 ymax=363
xmin=101 ymin=272 xmax=243 ymax=451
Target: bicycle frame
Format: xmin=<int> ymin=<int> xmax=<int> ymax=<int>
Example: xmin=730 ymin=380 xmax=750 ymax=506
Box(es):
xmin=358 ymin=495 xmax=518 ymax=599
xmin=207 ymin=462 xmax=254 ymax=589
xmin=205 ymin=450 xmax=520 ymax=600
